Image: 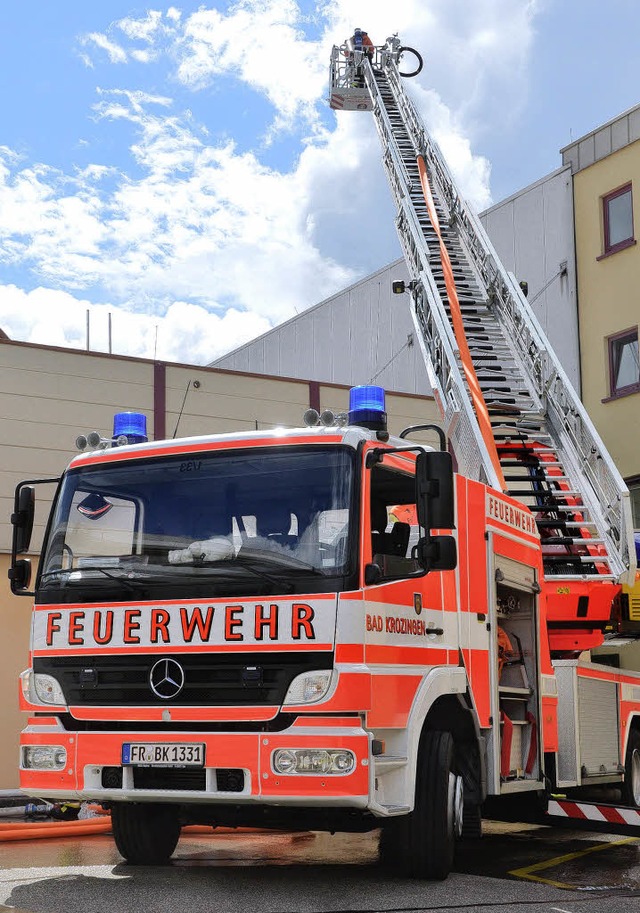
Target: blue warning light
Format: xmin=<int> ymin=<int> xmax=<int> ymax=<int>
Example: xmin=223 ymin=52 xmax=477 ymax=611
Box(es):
xmin=348 ymin=385 xmax=387 ymax=430
xmin=113 ymin=412 xmax=148 ymax=445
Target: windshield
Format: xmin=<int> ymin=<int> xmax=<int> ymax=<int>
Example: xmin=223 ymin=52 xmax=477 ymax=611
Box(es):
xmin=38 ymin=445 xmax=355 ymax=603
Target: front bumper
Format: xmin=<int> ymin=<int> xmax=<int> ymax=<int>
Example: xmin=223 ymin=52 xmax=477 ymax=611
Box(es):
xmin=20 ymin=717 xmax=371 ymax=808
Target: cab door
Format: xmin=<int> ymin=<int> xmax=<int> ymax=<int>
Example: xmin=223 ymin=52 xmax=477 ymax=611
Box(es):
xmin=361 ymin=450 xmax=455 ymax=729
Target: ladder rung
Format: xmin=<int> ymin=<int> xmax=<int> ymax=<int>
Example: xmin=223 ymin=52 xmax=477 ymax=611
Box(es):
xmin=504 ymin=474 xmax=570 ymax=483
xmin=493 ymin=434 xmax=553 ymax=441
xmin=532 ymin=506 xmax=591 ymax=515
xmin=542 ymin=537 xmax=605 ymax=546
xmin=535 ymin=520 xmax=596 ymax=528
xmin=543 ymin=555 xmax=611 ymax=564
xmin=509 ymin=488 xmax=584 ymax=496
xmin=500 ymin=461 xmax=564 ymax=468
xmin=545 ymin=574 xmax=617 ymax=582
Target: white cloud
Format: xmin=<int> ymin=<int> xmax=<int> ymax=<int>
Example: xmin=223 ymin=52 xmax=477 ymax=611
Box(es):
xmin=1 ymin=2 xmax=540 ymax=364
xmin=174 ymin=0 xmax=328 ymax=128
xmin=117 ymin=10 xmax=166 ymax=43
xmin=80 ymin=32 xmax=128 ymax=65
xmin=77 ymin=1 xmax=536 ymax=198
xmin=0 ymin=92 xmax=355 ymax=322
xmin=0 ymin=285 xmax=271 ymax=364
xmin=130 ymin=49 xmax=157 ymax=64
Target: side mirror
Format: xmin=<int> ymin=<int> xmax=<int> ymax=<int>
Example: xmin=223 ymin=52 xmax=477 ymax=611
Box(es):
xmin=8 ymin=559 xmax=32 ymax=594
xmin=417 ymin=535 xmax=457 ymax=571
xmin=415 ymin=451 xmax=454 ymax=531
xmin=11 ymin=486 xmax=35 ymax=555
xmin=364 ymin=563 xmax=383 ymax=586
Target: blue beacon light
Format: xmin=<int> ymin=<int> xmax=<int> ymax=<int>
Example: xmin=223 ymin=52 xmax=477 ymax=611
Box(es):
xmin=348 ymin=385 xmax=387 ymax=431
xmin=113 ymin=412 xmax=148 ymax=445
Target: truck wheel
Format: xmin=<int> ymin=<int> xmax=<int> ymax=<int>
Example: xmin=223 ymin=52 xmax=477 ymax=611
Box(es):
xmin=396 ymin=730 xmax=462 ymax=880
xmin=111 ymin=803 xmax=181 ymax=865
xmin=460 ymin=802 xmax=482 ymax=840
xmin=622 ymin=729 xmax=640 ymax=807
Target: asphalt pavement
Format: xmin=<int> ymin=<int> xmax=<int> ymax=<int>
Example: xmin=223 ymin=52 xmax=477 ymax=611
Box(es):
xmin=0 ymin=822 xmax=639 ymax=913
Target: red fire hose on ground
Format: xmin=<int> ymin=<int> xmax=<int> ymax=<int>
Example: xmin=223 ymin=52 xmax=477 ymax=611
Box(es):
xmin=0 ymin=804 xmax=269 ymax=842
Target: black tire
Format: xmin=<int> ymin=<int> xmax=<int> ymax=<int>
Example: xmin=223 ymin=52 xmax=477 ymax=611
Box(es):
xmin=392 ymin=730 xmax=462 ymax=880
xmin=460 ymin=802 xmax=482 ymax=840
xmin=622 ymin=728 xmax=640 ymax=808
xmin=379 ymin=819 xmax=402 ymax=869
xmin=111 ymin=803 xmax=181 ymax=865
xmin=398 ymin=46 xmax=423 ymax=78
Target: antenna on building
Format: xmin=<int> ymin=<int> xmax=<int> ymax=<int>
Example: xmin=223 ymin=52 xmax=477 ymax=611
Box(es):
xmin=108 ymin=312 xmax=112 ymax=354
xmin=86 ymin=309 xmax=90 ymax=351
xmin=172 ymin=380 xmax=194 ymax=439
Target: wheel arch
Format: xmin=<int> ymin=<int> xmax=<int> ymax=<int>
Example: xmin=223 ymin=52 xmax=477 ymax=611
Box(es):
xmin=423 ymin=693 xmax=487 ymax=805
xmin=403 ymin=667 xmax=485 ymax=808
xmin=623 ymin=711 xmax=640 ymax=758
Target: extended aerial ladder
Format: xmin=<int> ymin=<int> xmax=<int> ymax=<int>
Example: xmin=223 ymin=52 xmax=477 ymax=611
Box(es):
xmin=329 ymin=36 xmax=636 ymax=652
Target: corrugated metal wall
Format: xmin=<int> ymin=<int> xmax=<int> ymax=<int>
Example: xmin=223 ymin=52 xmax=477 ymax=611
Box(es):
xmin=213 ymin=260 xmax=429 ymax=394
xmin=481 ymin=166 xmax=580 ymax=392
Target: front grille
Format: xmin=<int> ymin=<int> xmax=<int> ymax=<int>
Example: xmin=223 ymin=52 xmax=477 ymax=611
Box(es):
xmin=58 ymin=713 xmax=297 ymax=732
xmin=35 ymin=652 xmax=332 ymax=707
xmin=133 ymin=767 xmax=206 ymax=791
xmin=100 ymin=765 xmax=244 ymax=792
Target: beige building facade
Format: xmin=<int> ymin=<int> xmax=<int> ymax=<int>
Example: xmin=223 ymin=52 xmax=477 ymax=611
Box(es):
xmin=562 ymin=106 xmax=640 ymax=525
xmin=0 ymin=336 xmax=438 ymax=789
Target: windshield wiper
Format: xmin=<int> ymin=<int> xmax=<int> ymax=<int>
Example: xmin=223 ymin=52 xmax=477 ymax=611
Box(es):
xmin=231 ymin=557 xmax=297 ymax=593
xmin=40 ymin=554 xmax=326 ymax=596
xmin=235 ymin=548 xmax=324 ymax=573
xmin=39 ymin=566 xmax=149 ymax=594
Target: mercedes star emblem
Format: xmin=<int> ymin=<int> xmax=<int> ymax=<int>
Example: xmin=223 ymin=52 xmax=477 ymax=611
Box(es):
xmin=149 ymin=658 xmax=185 ymax=700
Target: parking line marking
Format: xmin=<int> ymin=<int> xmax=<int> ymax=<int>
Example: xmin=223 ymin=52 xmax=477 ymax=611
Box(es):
xmin=509 ymin=836 xmax=639 ymax=890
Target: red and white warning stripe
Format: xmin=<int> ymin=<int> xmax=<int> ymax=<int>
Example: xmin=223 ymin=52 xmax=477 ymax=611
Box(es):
xmin=330 ymin=94 xmax=345 ymax=109
xmin=548 ymin=798 xmax=640 ymax=829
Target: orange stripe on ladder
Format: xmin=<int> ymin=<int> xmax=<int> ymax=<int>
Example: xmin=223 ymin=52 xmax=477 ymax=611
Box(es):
xmin=416 ymin=155 xmax=507 ymax=493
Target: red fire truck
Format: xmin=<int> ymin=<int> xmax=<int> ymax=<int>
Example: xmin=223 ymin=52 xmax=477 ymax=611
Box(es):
xmin=9 ymin=35 xmax=640 ymax=879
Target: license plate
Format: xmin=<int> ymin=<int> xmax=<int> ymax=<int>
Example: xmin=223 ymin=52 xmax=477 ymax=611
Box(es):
xmin=122 ymin=743 xmax=205 ymax=767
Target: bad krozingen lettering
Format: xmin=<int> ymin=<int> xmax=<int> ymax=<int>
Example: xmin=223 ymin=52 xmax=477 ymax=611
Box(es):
xmin=366 ymin=613 xmax=432 ymax=637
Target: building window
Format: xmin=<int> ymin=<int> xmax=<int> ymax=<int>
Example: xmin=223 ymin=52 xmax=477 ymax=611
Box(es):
xmin=602 ymin=183 xmax=634 ymax=256
xmin=608 ymin=327 xmax=639 ymax=398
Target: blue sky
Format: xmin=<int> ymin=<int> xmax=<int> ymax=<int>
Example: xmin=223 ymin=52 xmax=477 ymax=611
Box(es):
xmin=1 ymin=0 xmax=639 ymax=363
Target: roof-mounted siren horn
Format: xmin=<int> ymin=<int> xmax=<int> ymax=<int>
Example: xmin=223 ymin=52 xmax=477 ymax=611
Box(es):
xmin=113 ymin=412 xmax=148 ymax=446
xmin=348 ymin=385 xmax=387 ymax=432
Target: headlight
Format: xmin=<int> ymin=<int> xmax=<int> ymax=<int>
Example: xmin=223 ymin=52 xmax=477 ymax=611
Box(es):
xmin=22 ymin=745 xmax=67 ymax=770
xmin=282 ymin=670 xmax=334 ymax=705
xmin=272 ymin=748 xmax=355 ymax=775
xmin=21 ymin=671 xmax=66 ymax=706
